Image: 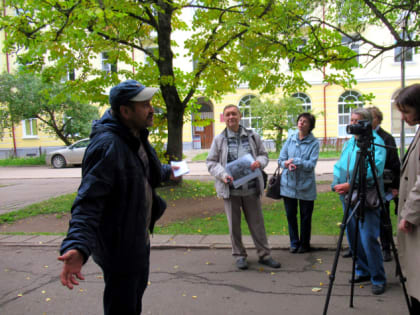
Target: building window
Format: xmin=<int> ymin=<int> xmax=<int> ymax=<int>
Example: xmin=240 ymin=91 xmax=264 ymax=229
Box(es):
xmin=292 ymin=92 xmax=311 ymax=111
xmin=338 ymin=90 xmax=364 ymax=137
xmin=238 ymin=95 xmax=261 ymax=132
xmin=22 ymin=118 xmax=38 ymax=138
xmin=342 ymin=35 xmax=360 ymax=64
xmin=101 ymin=52 xmax=117 ymax=73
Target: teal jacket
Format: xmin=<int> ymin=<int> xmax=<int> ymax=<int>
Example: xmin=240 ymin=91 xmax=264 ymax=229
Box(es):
xmin=332 ymin=130 xmax=386 ymax=198
xmin=278 ymin=131 xmax=320 ymax=200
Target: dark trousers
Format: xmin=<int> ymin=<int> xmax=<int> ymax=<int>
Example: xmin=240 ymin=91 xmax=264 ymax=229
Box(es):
xmin=102 ymin=248 xmax=150 ymax=315
xmin=283 ymin=197 xmax=314 ymax=249
xmin=379 ymin=198 xmax=398 ymax=252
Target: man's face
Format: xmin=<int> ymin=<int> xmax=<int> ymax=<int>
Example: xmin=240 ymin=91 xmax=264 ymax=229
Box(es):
xmin=371 ymin=114 xmax=380 ymax=129
xmin=223 ymin=106 xmax=241 ymax=131
xmin=123 ymin=100 xmax=154 ymax=130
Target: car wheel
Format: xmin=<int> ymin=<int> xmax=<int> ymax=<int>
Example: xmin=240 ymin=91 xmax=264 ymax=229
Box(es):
xmin=52 ymin=154 xmax=67 ymax=168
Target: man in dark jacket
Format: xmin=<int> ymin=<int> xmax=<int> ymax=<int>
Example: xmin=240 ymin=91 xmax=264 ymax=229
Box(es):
xmin=368 ymin=106 xmax=401 ymax=262
xmin=58 ymin=80 xmax=179 ymax=315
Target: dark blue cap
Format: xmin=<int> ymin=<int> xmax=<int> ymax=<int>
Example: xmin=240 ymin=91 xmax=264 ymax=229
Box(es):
xmin=109 ymin=79 xmax=158 ymax=110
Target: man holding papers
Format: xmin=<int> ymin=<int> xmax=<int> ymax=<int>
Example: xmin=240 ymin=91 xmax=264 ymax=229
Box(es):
xmin=206 ymin=105 xmax=280 ymax=270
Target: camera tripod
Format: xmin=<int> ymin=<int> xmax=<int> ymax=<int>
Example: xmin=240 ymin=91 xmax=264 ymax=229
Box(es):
xmin=323 ymin=134 xmax=411 ymax=315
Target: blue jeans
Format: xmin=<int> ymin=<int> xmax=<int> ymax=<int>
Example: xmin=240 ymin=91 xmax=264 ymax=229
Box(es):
xmin=342 ymin=200 xmax=386 ymax=285
xmin=283 ymin=197 xmax=314 ymax=249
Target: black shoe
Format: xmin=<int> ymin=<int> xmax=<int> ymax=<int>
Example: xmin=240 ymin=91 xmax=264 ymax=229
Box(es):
xmin=342 ymin=249 xmax=352 ymax=258
xmin=349 ymin=275 xmax=370 ymax=284
xmin=236 ymin=257 xmax=248 ymax=270
xmin=289 ymin=247 xmax=298 ymax=253
xmin=383 ymin=250 xmax=392 ymax=262
xmin=297 ymin=246 xmax=310 ymax=254
xmin=258 ymin=257 xmax=281 ymax=269
xmin=372 ymin=284 xmax=386 ymax=295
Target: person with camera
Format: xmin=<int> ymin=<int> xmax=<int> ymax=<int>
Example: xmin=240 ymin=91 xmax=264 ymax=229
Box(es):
xmin=331 ymin=107 xmax=387 ymax=295
xmin=278 ymin=113 xmax=319 ymax=254
xmin=394 ymin=84 xmax=420 ymax=312
xmin=367 ymin=106 xmax=401 ymax=262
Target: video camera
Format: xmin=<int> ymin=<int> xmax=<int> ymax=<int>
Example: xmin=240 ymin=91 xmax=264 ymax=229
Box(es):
xmin=346 ymin=120 xmax=372 ymax=136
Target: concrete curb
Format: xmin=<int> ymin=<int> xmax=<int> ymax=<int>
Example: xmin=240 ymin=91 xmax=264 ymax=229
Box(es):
xmin=0 ymin=234 xmax=349 ymax=250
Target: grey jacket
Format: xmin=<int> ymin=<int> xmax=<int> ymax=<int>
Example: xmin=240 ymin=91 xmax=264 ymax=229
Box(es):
xmin=206 ymin=127 xmax=268 ymax=199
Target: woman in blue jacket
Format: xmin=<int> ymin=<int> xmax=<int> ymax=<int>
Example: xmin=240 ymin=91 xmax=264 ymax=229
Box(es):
xmin=332 ymin=107 xmax=387 ymax=295
xmin=278 ymin=113 xmax=319 ymax=253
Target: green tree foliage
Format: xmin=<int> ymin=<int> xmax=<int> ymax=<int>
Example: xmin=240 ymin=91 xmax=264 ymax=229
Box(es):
xmin=250 ymin=97 xmax=303 ymax=152
xmin=0 ymin=71 xmax=99 ymax=145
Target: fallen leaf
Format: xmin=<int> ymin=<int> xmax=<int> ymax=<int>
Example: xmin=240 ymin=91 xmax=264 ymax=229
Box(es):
xmin=325 ymin=270 xmax=331 ymax=275
xmin=43 ymin=265 xmax=48 ymax=269
xmin=96 ymin=275 xmax=103 ymax=279
xmin=258 ymin=267 xmax=264 ymax=272
xmin=148 ymin=281 xmax=151 ymax=286
xmin=173 ymin=265 xmax=179 ymax=269
xmin=42 ymin=290 xmax=46 ymax=294
xmin=336 ymin=222 xmax=341 ymax=226
xmin=26 ymin=277 xmax=31 ymax=280
xmin=271 ymin=272 xmax=276 ymax=275
xmin=192 ymin=296 xmax=197 ymax=299
xmin=17 ymin=293 xmax=23 ymax=297
xmin=320 ymin=282 xmax=323 ymax=286
xmin=312 ymin=288 xmax=322 ymax=292
xmin=316 ymin=258 xmax=322 ymax=263
xmin=38 ymin=242 xmax=43 ymax=244
xmin=359 ymin=285 xmax=364 ymax=288
xmin=79 ymin=289 xmax=84 ymax=292
xmin=45 ymin=298 xmax=51 ymax=302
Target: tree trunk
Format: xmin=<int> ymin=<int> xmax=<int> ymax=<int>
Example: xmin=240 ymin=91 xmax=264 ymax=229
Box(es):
xmin=157 ymin=6 xmax=184 ymax=161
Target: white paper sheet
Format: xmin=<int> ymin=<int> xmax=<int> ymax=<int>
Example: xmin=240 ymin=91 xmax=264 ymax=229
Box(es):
xmin=170 ymin=160 xmax=190 ymax=177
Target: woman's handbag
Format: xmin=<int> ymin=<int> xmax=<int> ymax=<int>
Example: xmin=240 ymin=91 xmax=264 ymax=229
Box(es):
xmin=266 ymin=167 xmax=282 ymax=199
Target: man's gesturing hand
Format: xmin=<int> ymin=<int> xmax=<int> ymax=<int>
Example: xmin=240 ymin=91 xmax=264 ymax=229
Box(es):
xmin=58 ymin=249 xmax=85 ymax=289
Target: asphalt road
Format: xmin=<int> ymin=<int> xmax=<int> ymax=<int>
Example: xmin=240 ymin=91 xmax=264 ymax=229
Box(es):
xmin=0 ymin=246 xmax=407 ymax=315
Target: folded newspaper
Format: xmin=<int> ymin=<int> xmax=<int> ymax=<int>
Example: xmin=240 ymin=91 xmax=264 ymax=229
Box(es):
xmin=225 ymin=153 xmax=261 ymax=188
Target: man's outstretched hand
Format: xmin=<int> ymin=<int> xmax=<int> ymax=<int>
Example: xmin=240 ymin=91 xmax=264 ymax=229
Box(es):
xmin=58 ymin=249 xmax=85 ymax=289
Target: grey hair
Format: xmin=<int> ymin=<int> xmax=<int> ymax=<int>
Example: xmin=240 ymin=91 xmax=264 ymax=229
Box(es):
xmin=351 ymin=107 xmax=372 ymax=123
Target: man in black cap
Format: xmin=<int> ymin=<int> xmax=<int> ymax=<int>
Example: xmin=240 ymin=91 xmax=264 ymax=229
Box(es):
xmin=58 ymin=79 xmax=180 ymax=315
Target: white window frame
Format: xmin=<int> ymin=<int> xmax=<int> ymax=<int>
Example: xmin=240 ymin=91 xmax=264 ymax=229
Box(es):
xmin=341 ymin=35 xmax=360 ymax=64
xmin=22 ymin=118 xmax=39 ymax=139
xmin=238 ymin=95 xmax=261 ymax=132
xmin=338 ymin=91 xmax=364 ymax=138
xmin=101 ymin=52 xmax=117 ymax=73
xmin=292 ymin=92 xmax=311 ymax=111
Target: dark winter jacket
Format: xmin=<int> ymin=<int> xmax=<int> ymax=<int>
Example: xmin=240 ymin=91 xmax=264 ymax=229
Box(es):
xmin=376 ymin=127 xmax=401 ymax=190
xmin=60 ymin=109 xmax=171 ymax=273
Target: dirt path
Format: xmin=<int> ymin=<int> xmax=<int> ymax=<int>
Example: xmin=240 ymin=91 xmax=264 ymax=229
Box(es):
xmin=0 ymin=184 xmax=331 ymax=234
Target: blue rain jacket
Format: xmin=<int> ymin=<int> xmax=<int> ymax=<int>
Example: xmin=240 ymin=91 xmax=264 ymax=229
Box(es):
xmin=331 ymin=130 xmax=386 ymax=198
xmin=278 ymin=131 xmax=320 ymax=200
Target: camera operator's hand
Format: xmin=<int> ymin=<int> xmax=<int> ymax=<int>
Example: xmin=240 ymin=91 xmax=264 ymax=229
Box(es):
xmin=398 ymin=219 xmax=413 ymax=234
xmin=333 ymin=183 xmax=350 ymax=195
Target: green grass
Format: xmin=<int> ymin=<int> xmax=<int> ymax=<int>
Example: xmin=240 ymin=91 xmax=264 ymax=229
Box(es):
xmin=0 ymin=154 xmax=46 ymax=166
xmin=154 ymin=192 xmax=397 ymax=235
xmin=0 ymin=179 xmax=397 ymax=237
xmin=0 ymin=180 xmax=216 ymax=225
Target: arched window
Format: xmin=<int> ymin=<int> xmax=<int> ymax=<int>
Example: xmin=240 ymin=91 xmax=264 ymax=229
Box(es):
xmin=292 ymin=92 xmax=311 ymax=111
xmin=338 ymin=90 xmax=364 ymax=137
xmin=238 ymin=95 xmax=261 ymax=132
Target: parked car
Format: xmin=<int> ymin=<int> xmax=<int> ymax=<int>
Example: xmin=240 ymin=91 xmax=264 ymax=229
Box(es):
xmin=46 ymin=138 xmax=90 ymax=168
